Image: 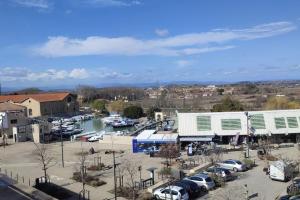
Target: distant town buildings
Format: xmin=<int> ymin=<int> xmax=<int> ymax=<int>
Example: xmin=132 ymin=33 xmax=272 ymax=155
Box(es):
xmin=145 ymin=85 xmax=227 ymax=100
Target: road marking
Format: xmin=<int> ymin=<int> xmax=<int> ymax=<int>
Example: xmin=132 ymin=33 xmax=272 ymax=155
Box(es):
xmin=7 ymin=185 xmax=33 ymax=200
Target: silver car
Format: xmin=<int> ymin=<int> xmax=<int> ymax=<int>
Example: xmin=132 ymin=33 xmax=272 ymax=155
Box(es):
xmin=217 ymin=159 xmax=246 ymax=172
xmin=184 ymin=173 xmax=215 ymax=190
xmin=204 ymin=166 xmax=234 ymax=181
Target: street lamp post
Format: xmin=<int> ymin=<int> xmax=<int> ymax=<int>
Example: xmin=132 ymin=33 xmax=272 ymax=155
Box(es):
xmin=113 ymin=151 xmax=116 ymax=200
xmin=60 ymin=119 xmax=64 ymax=168
xmin=245 ymin=112 xmax=250 ymax=158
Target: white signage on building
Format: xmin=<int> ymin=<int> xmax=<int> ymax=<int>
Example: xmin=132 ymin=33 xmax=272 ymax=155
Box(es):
xmin=0 ymin=112 xmax=8 ymax=129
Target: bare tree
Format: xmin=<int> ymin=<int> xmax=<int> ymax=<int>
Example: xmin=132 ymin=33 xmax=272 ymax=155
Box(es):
xmin=33 ymin=143 xmax=54 ymax=182
xmin=117 ymin=162 xmax=126 ymax=189
xmin=207 ymin=150 xmax=223 ymax=165
xmin=123 ymin=159 xmax=139 ymax=200
xmin=159 ymin=144 xmax=180 ymax=167
xmin=77 ymin=145 xmax=88 ymax=198
xmin=2 ymin=133 xmax=7 ymax=148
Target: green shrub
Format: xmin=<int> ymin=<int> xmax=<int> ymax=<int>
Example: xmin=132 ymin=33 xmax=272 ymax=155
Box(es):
xmin=210 ymin=174 xmax=225 ymax=187
xmin=87 ymin=163 xmax=105 ymax=171
xmin=123 ymin=105 xmax=144 ymax=119
xmin=138 ymin=192 xmax=153 ymax=200
xmin=243 ymin=159 xmax=255 ymax=169
xmin=159 ymin=167 xmax=172 ymax=176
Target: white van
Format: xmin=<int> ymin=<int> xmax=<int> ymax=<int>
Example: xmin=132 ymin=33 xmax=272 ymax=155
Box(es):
xmin=269 ymin=160 xmax=292 ymax=181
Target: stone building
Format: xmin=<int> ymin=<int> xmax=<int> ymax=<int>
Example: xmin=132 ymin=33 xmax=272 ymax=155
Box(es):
xmin=0 ymin=92 xmax=79 ymax=117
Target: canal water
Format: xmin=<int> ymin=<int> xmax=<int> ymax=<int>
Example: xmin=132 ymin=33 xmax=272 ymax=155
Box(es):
xmin=79 ymin=117 xmax=136 ymax=133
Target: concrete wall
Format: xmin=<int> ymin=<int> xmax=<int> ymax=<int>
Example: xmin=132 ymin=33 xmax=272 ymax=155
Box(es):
xmin=32 ymin=124 xmax=41 ymax=143
xmin=12 ymin=125 xmax=32 ymax=142
xmin=40 ymin=95 xmax=78 ymax=117
xmin=6 ymin=111 xmax=28 ymax=137
xmin=99 ymin=135 xmax=133 ymax=145
xmin=19 ymin=98 xmax=41 ymax=117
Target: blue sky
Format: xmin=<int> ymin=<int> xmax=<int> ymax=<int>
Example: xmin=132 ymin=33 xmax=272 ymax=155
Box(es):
xmin=0 ymin=0 xmax=300 ymax=88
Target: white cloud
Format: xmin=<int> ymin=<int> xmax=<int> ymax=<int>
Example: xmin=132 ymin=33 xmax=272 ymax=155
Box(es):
xmin=181 ymin=46 xmax=235 ymax=55
xmin=0 ymin=67 xmax=133 ymax=82
xmin=84 ymin=0 xmax=141 ymax=7
xmin=176 ymin=60 xmax=194 ymax=67
xmin=94 ymin=68 xmax=133 ymax=79
xmin=155 ymin=29 xmax=169 ymax=37
xmin=0 ymin=67 xmax=90 ymax=81
xmin=33 ymin=21 xmax=297 ymax=57
xmin=69 ymin=68 xmax=89 ymax=79
xmin=223 ymin=71 xmax=234 ymax=75
xmin=12 ymin=0 xmax=50 ymax=9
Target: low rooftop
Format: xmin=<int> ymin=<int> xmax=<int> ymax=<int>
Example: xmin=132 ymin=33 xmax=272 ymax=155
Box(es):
xmin=0 ymin=92 xmax=71 ymax=103
xmin=0 ymin=102 xmax=26 ymax=112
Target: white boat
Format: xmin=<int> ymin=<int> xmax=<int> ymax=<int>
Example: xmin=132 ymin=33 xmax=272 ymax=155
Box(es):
xmin=102 ymin=114 xmax=122 ymax=125
xmin=88 ymin=134 xmax=104 ymax=142
xmin=112 ymin=119 xmax=135 ymax=128
xmin=71 ymin=131 xmax=97 ymax=141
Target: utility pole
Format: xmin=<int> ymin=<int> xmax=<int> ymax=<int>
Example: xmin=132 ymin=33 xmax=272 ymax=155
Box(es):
xmin=60 ymin=119 xmax=64 ymax=168
xmin=113 ymin=151 xmax=117 ymax=200
xmin=245 ymin=112 xmax=250 ymax=158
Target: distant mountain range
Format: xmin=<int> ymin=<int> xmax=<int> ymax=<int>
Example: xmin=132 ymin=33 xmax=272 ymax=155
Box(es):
xmin=2 ymin=79 xmax=300 ymax=93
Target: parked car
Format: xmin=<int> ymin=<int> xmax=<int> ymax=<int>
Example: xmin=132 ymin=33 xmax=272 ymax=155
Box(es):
xmin=287 ymin=177 xmax=300 ymax=195
xmin=181 ymin=179 xmax=208 ymax=196
xmin=153 ymin=185 xmax=189 ymax=200
xmin=217 ymin=159 xmax=246 ymax=172
xmin=184 ymin=173 xmax=215 ymax=190
xmin=275 ymin=195 xmax=290 ymax=200
xmin=290 ymin=195 xmax=300 ymax=200
xmin=174 ymin=180 xmax=202 ymax=197
xmin=143 ymin=146 xmax=159 ymax=155
xmin=204 ymin=166 xmax=234 ymax=181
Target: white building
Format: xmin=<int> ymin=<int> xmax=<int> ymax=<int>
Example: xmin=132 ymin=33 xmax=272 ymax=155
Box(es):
xmin=0 ymin=102 xmax=28 ymax=138
xmin=178 ymin=109 xmax=300 ymax=143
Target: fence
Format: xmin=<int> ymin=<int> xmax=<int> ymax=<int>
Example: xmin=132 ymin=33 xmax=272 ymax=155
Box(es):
xmin=79 ymin=189 xmax=90 ymax=200
xmin=0 ymin=167 xmax=34 ymax=187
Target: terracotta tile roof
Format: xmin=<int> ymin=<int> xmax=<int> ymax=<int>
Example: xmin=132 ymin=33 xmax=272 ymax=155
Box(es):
xmin=0 ymin=102 xmax=26 ymax=112
xmin=0 ymin=92 xmax=71 ymax=103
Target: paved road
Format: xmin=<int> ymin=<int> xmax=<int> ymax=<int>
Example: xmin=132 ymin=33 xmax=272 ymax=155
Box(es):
xmin=0 ymin=180 xmax=32 ymax=200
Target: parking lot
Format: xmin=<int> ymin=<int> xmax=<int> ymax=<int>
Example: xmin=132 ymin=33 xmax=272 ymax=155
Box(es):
xmin=198 ymin=148 xmax=297 ymax=200
xmin=0 ymin=141 xmax=299 ymax=200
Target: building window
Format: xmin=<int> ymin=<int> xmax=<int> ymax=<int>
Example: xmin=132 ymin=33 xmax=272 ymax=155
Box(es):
xmin=250 ymin=114 xmax=266 ymax=129
xmin=10 ymin=119 xmax=17 ymax=124
xmin=67 ymin=97 xmax=72 ymax=103
xmin=197 ymin=116 xmax=211 ymax=131
xmin=221 ymin=119 xmax=241 ymax=130
xmin=28 ymin=109 xmax=32 ymax=116
xmin=287 ymin=117 xmax=298 ymax=128
xmin=274 ymin=117 xmax=286 ymax=129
